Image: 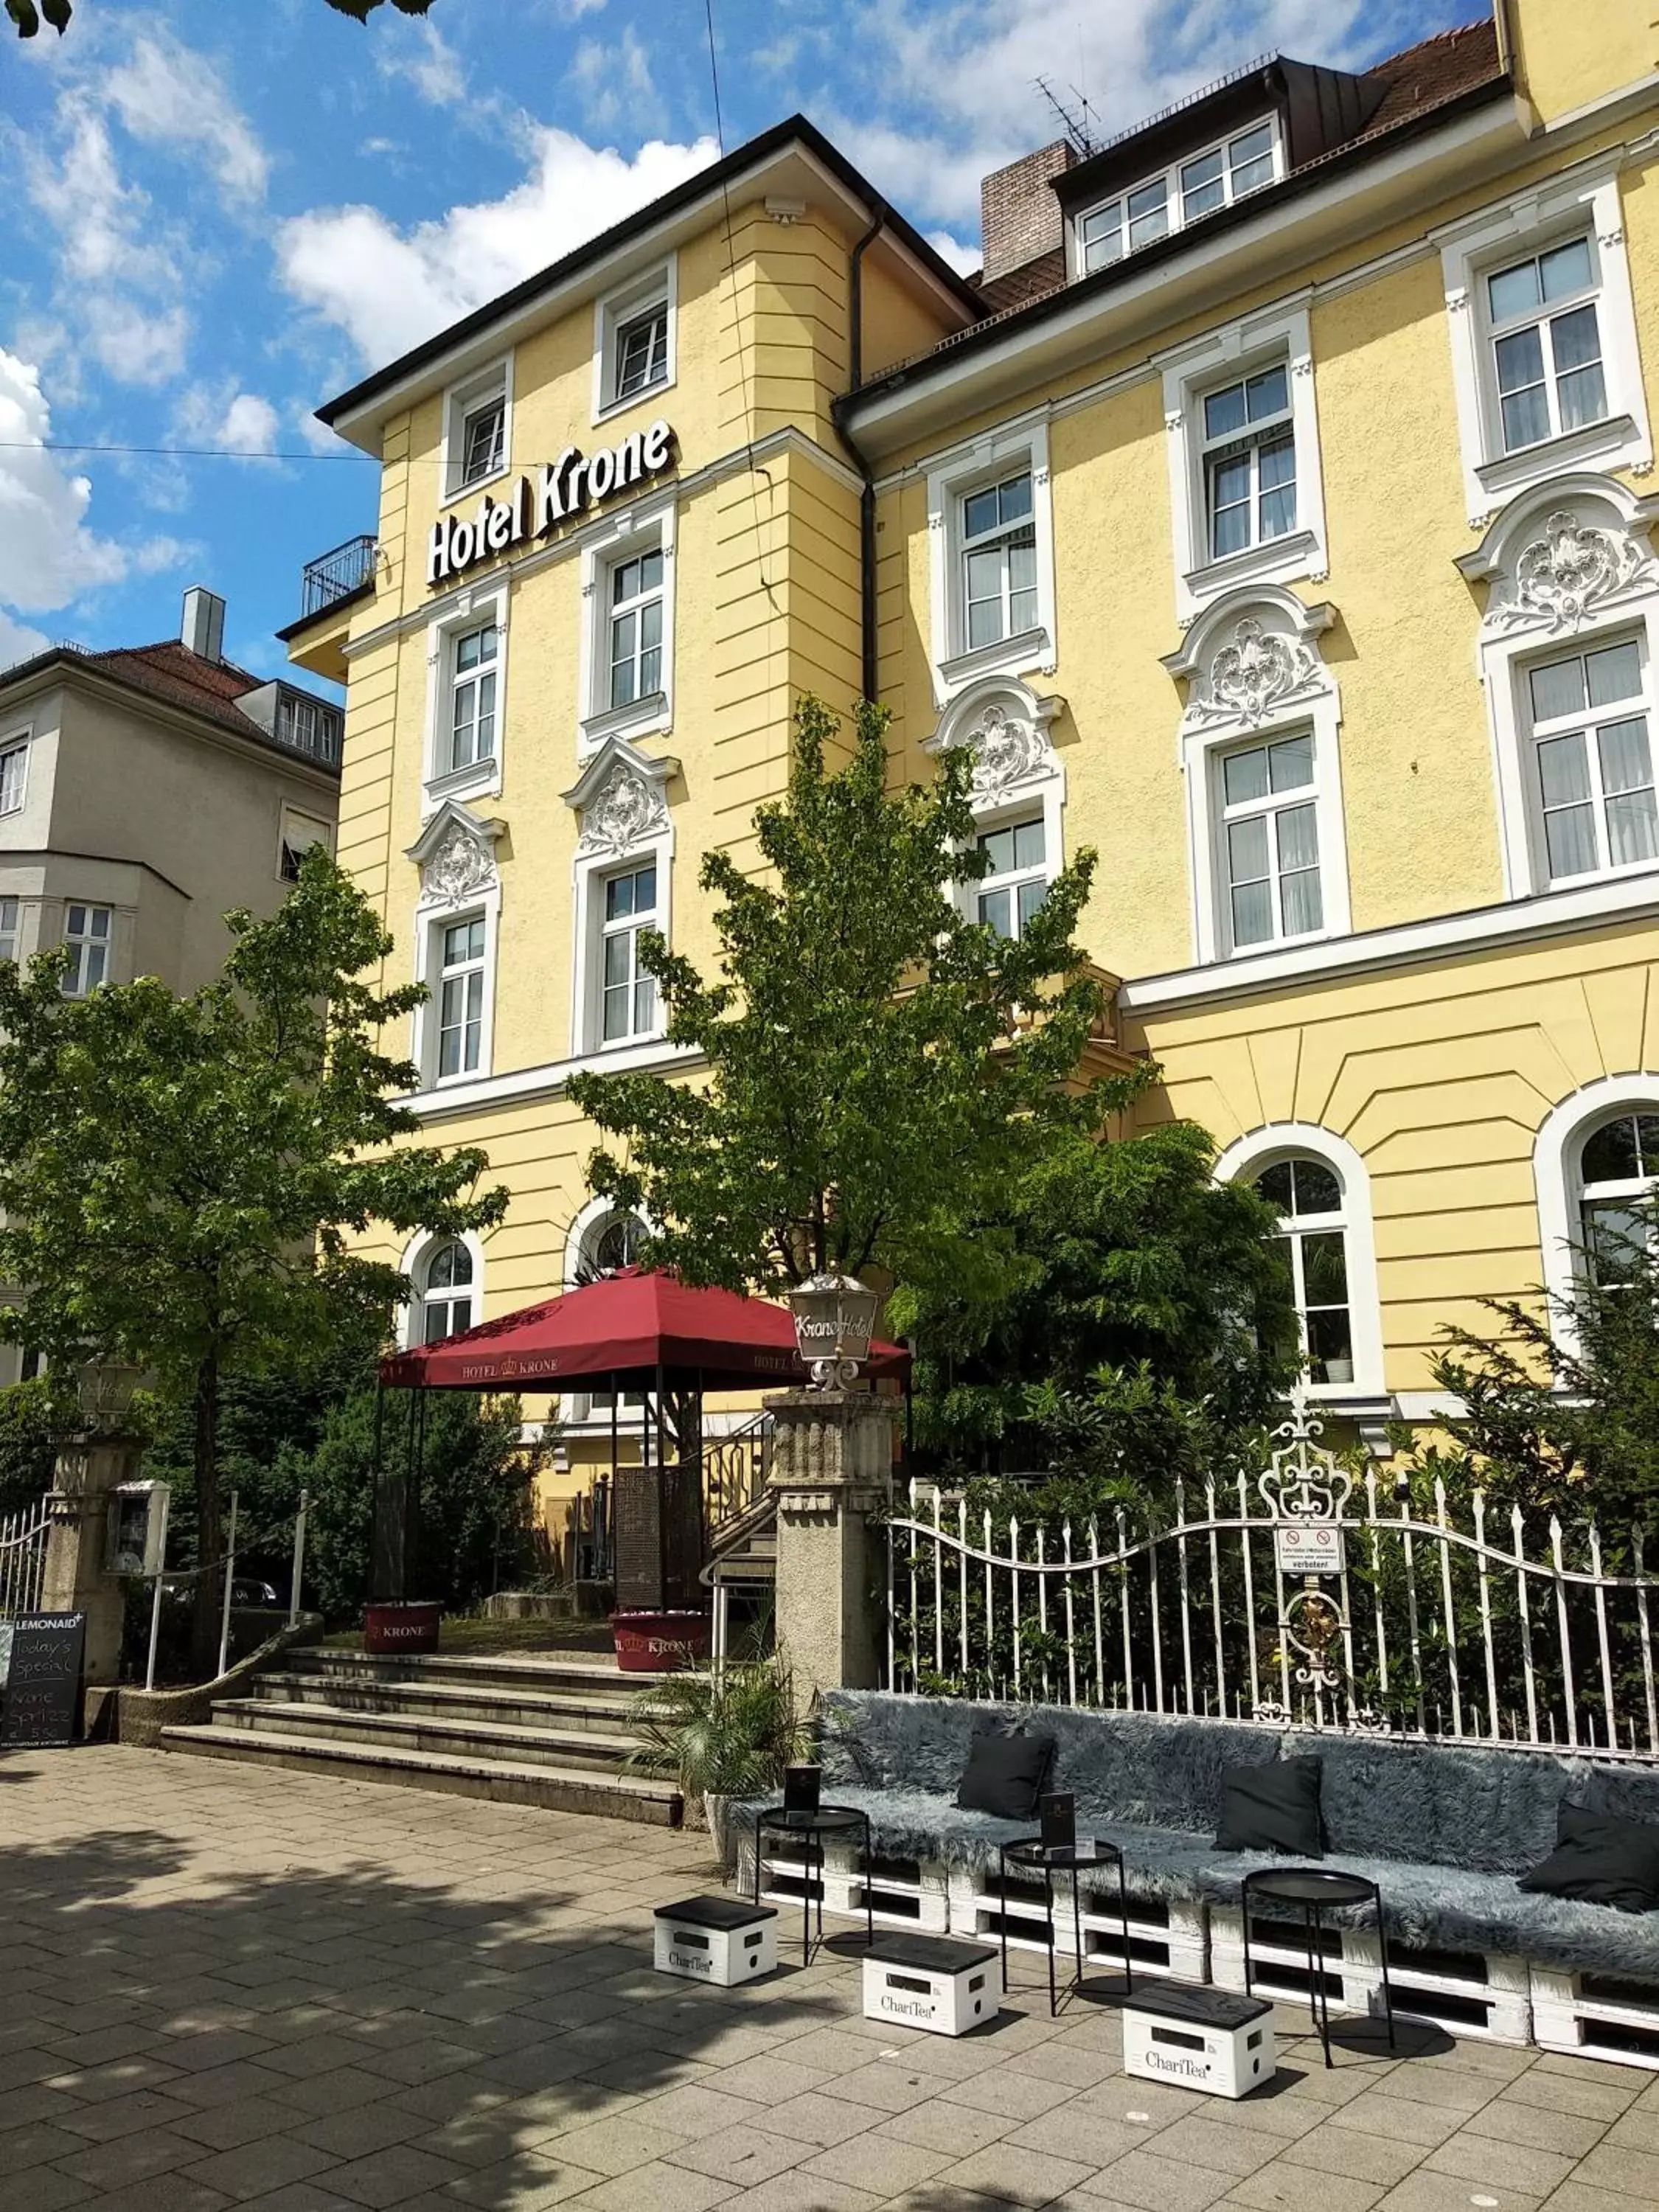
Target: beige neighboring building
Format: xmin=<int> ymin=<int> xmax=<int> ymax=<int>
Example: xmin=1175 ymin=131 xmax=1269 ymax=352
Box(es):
xmin=0 ymin=586 xmax=344 ymax=1382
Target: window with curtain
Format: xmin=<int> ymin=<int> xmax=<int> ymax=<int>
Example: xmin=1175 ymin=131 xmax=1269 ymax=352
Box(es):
xmin=419 ymin=1240 xmax=474 ymax=1343
xmin=1253 ymin=1155 xmax=1354 ymax=1386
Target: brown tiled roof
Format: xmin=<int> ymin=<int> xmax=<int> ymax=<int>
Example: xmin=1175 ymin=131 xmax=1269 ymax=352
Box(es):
xmin=944 ymin=21 xmax=1504 ymax=347
xmin=72 ymin=639 xmax=273 ymax=745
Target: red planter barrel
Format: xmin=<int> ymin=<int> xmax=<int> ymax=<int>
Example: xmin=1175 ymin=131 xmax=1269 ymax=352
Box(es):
xmin=364 ymin=1601 xmax=442 ymax=1655
xmin=613 ymin=1610 xmax=710 ymax=1672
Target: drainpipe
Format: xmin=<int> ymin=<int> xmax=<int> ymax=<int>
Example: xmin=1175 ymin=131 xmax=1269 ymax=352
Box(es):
xmin=838 ymin=202 xmax=886 ymax=707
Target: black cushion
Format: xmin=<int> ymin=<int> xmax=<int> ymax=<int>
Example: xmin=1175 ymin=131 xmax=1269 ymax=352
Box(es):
xmin=1519 ymin=1801 xmax=1659 ymax=1913
xmin=1214 ymin=1756 xmax=1324 ymax=1857
xmin=955 ymin=1729 xmax=1055 ymax=1820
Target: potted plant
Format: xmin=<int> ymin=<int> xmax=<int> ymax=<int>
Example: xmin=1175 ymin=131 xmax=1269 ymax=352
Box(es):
xmin=627 ymin=1650 xmax=811 ymax=1871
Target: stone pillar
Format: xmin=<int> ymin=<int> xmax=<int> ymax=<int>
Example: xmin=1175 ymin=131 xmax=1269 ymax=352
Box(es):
xmin=41 ymin=1430 xmax=143 ymax=1691
xmin=764 ymin=1386 xmax=897 ymax=1698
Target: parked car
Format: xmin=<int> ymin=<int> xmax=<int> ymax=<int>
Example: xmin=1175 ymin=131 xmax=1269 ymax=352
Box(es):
xmin=230 ymin=1577 xmax=282 ymax=1609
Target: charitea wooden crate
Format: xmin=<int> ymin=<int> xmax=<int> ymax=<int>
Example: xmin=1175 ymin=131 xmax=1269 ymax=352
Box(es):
xmin=862 ymin=1933 xmax=1001 ymax=2037
xmin=1122 ymin=1978 xmax=1276 ymax=2099
xmin=653 ymin=1895 xmax=778 ymax=1986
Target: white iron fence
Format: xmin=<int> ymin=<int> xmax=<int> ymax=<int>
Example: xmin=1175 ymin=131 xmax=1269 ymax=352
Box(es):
xmin=0 ymin=1497 xmax=51 ymax=1621
xmin=886 ymin=1410 xmax=1659 ymax=1760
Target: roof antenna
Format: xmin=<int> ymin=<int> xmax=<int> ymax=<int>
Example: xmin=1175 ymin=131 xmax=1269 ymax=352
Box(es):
xmin=1034 ymin=73 xmax=1098 ymax=158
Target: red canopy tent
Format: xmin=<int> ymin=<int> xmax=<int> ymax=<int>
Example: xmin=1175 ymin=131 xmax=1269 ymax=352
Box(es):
xmin=379 ymin=1267 xmax=911 ymax=1394
xmin=372 ymin=1270 xmax=909 ymax=1627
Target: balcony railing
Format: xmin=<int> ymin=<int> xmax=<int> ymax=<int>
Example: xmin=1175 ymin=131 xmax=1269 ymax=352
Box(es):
xmin=301 ymin=534 xmax=378 ymax=621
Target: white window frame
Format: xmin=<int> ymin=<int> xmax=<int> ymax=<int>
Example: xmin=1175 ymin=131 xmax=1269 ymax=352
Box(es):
xmin=1460 ymin=476 xmax=1659 ymax=904
xmin=1214 ymin=1123 xmax=1385 ymax=1402
xmin=1520 ymin=630 xmax=1655 ymax=892
xmin=0 ymin=728 xmax=29 ymax=817
xmin=1071 ymin=115 xmax=1282 ymax=278
xmin=277 ymin=805 xmax=333 ymax=883
xmin=565 ymin=737 xmax=676 ymax=1059
xmin=923 ymin=676 xmax=1067 ymax=922
xmin=0 ymin=894 xmax=20 ymax=966
xmin=926 ymin=421 xmax=1057 ymax=708
xmin=973 ymin=811 xmax=1050 ymax=939
xmin=595 ymin=856 xmax=661 ymax=1048
xmin=592 ymin=257 xmax=677 ymax=427
xmin=422 ymin=581 xmax=509 ymax=810
xmin=577 ymin=496 xmax=677 ymax=754
xmin=440 ymin=356 xmax=513 ymax=507
xmin=433 ymin=910 xmax=490 ymax=1083
xmin=1437 ymin=164 xmax=1649 ymax=526
xmin=1164 ymin=587 xmax=1349 ymax=965
xmin=61 ymin=901 xmax=113 ymax=997
xmin=1161 ymin=300 xmax=1326 ymax=625
xmin=406 ymin=801 xmax=504 ymax=1093
xmin=1210 ymin=728 xmax=1326 ymax=956
xmin=397 ymin=1229 xmax=486 ymax=1352
xmin=1535 ymin=1076 xmax=1659 ymax=1360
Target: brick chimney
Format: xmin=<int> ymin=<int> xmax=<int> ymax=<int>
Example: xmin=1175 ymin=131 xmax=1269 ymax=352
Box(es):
xmin=980 ymin=139 xmax=1076 ymax=282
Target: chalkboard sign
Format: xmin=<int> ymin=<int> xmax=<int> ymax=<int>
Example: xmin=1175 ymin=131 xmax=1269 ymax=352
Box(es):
xmin=0 ymin=1613 xmax=85 ymax=1747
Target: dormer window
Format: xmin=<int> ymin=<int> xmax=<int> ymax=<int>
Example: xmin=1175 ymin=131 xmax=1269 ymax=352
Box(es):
xmin=1076 ymin=119 xmax=1281 ymax=275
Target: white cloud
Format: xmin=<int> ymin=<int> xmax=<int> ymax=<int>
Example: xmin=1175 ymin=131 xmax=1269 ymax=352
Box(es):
xmin=927 ymin=229 xmax=981 ymax=277
xmin=0 ymin=611 xmax=52 ymax=673
xmin=79 ymin=295 xmax=192 ymax=388
xmin=0 ymin=352 xmax=128 ymax=615
xmin=569 ymin=27 xmax=666 ymax=138
xmin=100 ymin=25 xmax=268 ymax=201
xmin=218 ymin=393 xmax=281 ymax=455
xmin=279 ymin=125 xmax=721 ymax=365
xmin=378 ymin=20 xmax=467 ymax=108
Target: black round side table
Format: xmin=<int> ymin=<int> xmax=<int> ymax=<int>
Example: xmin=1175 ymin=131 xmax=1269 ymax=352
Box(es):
xmin=998 ymin=1836 xmax=1133 ymax=2015
xmin=751 ymin=1805 xmax=874 ymax=1964
xmin=1241 ymin=1866 xmax=1397 ymax=2067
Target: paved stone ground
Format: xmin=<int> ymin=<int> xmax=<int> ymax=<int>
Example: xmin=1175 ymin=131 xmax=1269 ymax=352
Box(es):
xmin=3 ymin=1747 xmax=1658 ymax=2212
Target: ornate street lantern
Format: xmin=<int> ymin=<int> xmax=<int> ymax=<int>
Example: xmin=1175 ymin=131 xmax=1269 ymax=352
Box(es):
xmin=787 ymin=1272 xmax=880 ymax=1389
xmin=75 ymin=1358 xmax=150 ymax=1430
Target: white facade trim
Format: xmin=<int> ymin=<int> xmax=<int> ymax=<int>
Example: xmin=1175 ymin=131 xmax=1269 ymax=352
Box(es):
xmin=422 ymin=577 xmax=509 ymax=813
xmin=0 ymin=720 xmax=32 ymax=817
xmin=1159 ymin=298 xmax=1328 ymax=627
xmin=923 ymin=674 xmax=1066 ymax=917
xmin=439 ymin=352 xmax=514 ymax=509
xmin=563 ymin=734 xmax=677 ymax=1058
xmin=400 ymin=1034 xmax=702 ymax=1124
xmin=1458 ymin=471 xmax=1659 ymax=900
xmin=1163 ymin=586 xmax=1348 ymax=966
xmin=591 ymin=254 xmax=678 ymax=426
xmin=1213 ymin=1121 xmax=1385 ymax=1401
xmin=395 ymin=1227 xmax=487 ymax=1351
xmin=406 ymin=801 xmax=504 ymax=1089
xmin=576 ymin=490 xmax=677 ymax=754
xmin=1534 ymin=1072 xmax=1659 ymax=1360
xmin=925 ymin=420 xmax=1057 ymax=709
xmin=1436 ymin=159 xmax=1651 ymax=529
xmin=1121 ymin=868 xmax=1659 ymax=1015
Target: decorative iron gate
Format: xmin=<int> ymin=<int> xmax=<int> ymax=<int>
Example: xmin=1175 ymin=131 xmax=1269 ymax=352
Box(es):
xmin=0 ymin=1496 xmax=52 ymax=1621
xmin=885 ymin=1408 xmax=1659 ymax=1759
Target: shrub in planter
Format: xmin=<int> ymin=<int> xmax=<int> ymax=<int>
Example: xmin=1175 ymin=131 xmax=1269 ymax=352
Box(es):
xmin=627 ymin=1653 xmax=810 ymax=1868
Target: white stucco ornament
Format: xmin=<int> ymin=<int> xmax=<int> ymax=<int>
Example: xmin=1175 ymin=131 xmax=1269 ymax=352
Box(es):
xmin=1498 ymin=509 xmax=1655 ymax=634
xmin=1190 ymin=616 xmax=1324 ymax=730
xmin=577 ymin=764 xmax=669 ymax=858
xmin=422 ymin=823 xmax=497 ymax=903
xmin=964 ymin=701 xmax=1048 ymax=792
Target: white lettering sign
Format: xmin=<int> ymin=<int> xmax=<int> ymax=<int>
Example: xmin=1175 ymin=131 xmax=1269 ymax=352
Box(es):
xmin=1273 ymin=1523 xmax=1346 ymax=1576
xmin=428 ymin=419 xmax=677 ymax=589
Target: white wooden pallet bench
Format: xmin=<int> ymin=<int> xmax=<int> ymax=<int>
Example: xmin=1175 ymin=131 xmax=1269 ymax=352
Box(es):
xmin=735 ymin=1689 xmax=1659 ymax=2065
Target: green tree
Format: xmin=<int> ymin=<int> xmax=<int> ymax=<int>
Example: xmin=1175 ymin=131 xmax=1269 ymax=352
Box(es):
xmin=7 ymin=0 xmax=434 ymax=32
xmin=1396 ymin=1205 xmax=1659 ymax=1533
xmin=0 ymin=849 xmax=507 ymax=1672
xmin=569 ymin=693 xmax=1139 ymax=1299
xmin=896 ymin=1121 xmax=1297 ymax=1507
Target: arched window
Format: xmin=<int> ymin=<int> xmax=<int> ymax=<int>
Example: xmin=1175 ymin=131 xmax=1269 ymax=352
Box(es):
xmin=591 ymin=1213 xmax=647 ymax=1276
xmin=1252 ymin=1155 xmax=1355 ymax=1387
xmin=419 ymin=1239 xmax=475 ymax=1343
xmin=1578 ymin=1109 xmax=1659 ymax=1283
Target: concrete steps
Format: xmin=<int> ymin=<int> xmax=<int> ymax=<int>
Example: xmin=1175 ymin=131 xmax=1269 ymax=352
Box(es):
xmin=158 ymin=1644 xmax=684 ymax=1824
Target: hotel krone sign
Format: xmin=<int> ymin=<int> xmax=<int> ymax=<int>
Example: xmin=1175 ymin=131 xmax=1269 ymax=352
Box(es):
xmin=427 ymin=417 xmax=675 ymax=590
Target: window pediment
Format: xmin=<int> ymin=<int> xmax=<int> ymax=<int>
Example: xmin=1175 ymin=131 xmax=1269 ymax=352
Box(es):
xmin=1165 ymin=589 xmax=1336 ymax=737
xmin=563 ymin=734 xmax=677 ymax=863
xmin=1458 ymin=476 xmax=1659 ymax=644
xmin=406 ymin=799 xmax=504 ymax=908
xmin=924 ymin=675 xmax=1062 ymax=804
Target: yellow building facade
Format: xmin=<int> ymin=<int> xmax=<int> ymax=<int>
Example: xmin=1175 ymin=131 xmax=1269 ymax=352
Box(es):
xmin=288 ymin=0 xmax=1659 ymax=1528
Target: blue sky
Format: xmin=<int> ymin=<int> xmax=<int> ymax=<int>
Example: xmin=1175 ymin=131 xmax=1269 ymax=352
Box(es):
xmin=1 ymin=0 xmax=1472 ymax=685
